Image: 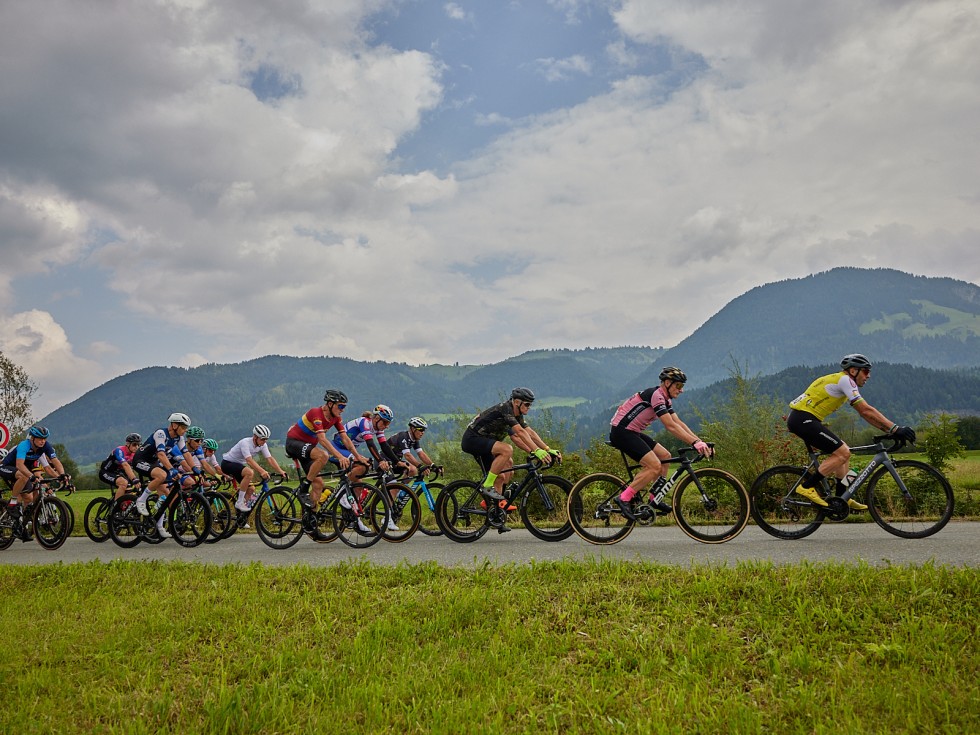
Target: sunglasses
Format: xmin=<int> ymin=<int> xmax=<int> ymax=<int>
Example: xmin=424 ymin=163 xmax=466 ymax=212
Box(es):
xmin=334 ymin=403 xmax=347 ymax=410
xmin=415 ymin=427 xmax=426 ymax=433
xmin=520 ymin=402 xmax=533 ymax=409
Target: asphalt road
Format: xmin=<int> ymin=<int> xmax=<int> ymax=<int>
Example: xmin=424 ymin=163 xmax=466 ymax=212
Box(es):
xmin=2 ymin=522 xmax=978 ymax=567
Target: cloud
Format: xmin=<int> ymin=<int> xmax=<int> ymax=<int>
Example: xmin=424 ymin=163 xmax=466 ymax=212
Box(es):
xmin=534 ymin=55 xmax=593 ymax=82
xmin=0 ymin=311 xmax=104 ymax=415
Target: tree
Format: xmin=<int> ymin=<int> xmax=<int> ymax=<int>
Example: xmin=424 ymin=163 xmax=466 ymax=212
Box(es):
xmin=0 ymin=351 xmax=37 ymax=440
xmin=919 ymin=413 xmax=966 ymax=473
xmin=956 ymin=415 xmax=980 ymax=450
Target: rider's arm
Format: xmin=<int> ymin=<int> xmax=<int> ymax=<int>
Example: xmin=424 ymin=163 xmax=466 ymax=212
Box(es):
xmin=417 ymin=448 xmax=434 ymax=466
xmin=853 ymin=401 xmax=897 ymax=434
xmin=660 ymin=412 xmax=701 ymax=445
xmin=510 ymin=425 xmax=543 ymax=454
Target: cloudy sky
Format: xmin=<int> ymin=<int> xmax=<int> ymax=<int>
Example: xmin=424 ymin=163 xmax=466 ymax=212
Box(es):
xmin=1 ymin=0 xmax=978 ymax=417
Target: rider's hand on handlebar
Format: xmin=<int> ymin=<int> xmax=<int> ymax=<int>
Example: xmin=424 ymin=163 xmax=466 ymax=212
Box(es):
xmin=891 ymin=425 xmax=916 ymax=443
xmin=693 ymin=440 xmax=713 ymax=457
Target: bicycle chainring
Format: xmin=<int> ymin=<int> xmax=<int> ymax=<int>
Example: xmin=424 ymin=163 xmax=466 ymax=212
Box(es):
xmin=487 ymin=505 xmax=508 ymax=528
xmin=634 ymin=504 xmax=656 ymax=526
xmin=824 ymin=496 xmax=849 ymax=522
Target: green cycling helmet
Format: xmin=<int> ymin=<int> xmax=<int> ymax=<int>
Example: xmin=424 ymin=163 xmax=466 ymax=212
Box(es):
xmin=186 ymin=426 xmax=206 ymax=440
xmin=203 ymin=438 xmax=219 ymax=451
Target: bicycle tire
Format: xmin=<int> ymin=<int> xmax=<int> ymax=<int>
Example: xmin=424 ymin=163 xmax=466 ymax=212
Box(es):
xmin=107 ymin=493 xmax=144 ymax=548
xmin=749 ymin=466 xmax=825 ymax=540
xmin=519 ymin=475 xmax=574 ymax=541
xmin=673 ymin=468 xmax=750 ymax=543
xmin=567 ymin=473 xmax=634 ymax=545
xmin=203 ymin=491 xmax=233 ymax=544
xmin=415 ymin=481 xmax=443 ymax=537
xmin=867 ymin=460 xmax=955 ymax=539
xmin=83 ymin=497 xmax=112 ymax=543
xmin=333 ymin=482 xmax=389 ymax=548
xmin=33 ymin=496 xmax=72 ymax=550
xmin=435 ymin=479 xmax=490 ymax=543
xmin=377 ymin=483 xmax=421 ymax=543
xmin=255 ymin=488 xmax=304 ymax=550
xmin=168 ymin=492 xmax=212 ymax=548
xmin=0 ymin=506 xmax=14 ymax=550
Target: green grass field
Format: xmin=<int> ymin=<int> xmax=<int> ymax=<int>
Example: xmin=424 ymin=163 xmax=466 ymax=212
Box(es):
xmin=0 ymin=561 xmax=976 ymax=734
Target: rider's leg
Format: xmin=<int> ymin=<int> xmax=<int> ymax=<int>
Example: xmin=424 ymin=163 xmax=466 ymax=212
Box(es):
xmin=487 ymin=441 xmax=514 ymax=495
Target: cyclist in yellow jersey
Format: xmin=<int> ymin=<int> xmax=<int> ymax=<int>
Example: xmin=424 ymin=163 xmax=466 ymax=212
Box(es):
xmin=787 ymin=354 xmax=916 ymax=509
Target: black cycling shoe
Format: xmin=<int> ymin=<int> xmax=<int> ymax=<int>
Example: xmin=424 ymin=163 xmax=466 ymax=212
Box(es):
xmin=648 ymin=498 xmax=673 ymax=515
xmin=613 ymin=497 xmax=638 ymax=522
xmin=480 ymin=487 xmax=506 ymax=504
xmin=497 ymin=525 xmax=511 ymax=534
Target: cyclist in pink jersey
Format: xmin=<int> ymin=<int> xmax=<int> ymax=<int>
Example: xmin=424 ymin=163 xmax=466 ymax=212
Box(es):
xmin=608 ymin=367 xmax=712 ymax=521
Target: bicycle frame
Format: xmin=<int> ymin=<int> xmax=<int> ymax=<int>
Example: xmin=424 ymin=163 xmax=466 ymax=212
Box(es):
xmin=408 ymin=465 xmax=444 ymax=511
xmin=614 ymin=445 xmax=714 ymax=515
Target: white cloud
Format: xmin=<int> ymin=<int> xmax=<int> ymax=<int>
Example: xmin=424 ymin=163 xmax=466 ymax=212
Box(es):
xmin=534 ymin=55 xmax=593 ymax=82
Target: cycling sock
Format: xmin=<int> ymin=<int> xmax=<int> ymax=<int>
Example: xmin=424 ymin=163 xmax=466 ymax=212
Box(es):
xmin=482 ymin=472 xmax=498 ymax=489
xmin=619 ymin=485 xmax=638 ymax=502
xmin=137 ymin=489 xmax=150 ymax=503
xmin=237 ymin=491 xmax=246 ymax=503
xmin=801 ymin=469 xmax=824 ymax=489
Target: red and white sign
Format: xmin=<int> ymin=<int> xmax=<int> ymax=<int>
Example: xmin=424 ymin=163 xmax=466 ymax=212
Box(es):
xmin=0 ymin=422 xmax=9 ymax=449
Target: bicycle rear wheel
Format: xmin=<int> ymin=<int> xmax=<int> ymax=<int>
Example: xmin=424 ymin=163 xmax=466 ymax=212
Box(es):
xmin=673 ymin=468 xmax=749 ymax=543
xmin=520 ymin=475 xmax=574 ymax=541
xmin=435 ymin=480 xmax=490 ymax=543
xmin=333 ymin=482 xmax=388 ymax=548
xmin=84 ymin=497 xmax=112 ymax=543
xmin=567 ymin=473 xmax=634 ymax=545
xmin=255 ymin=488 xmax=304 ymax=549
xmin=108 ymin=493 xmax=144 ymax=548
xmin=749 ymin=466 xmax=825 ymax=540
xmin=32 ymin=496 xmax=72 ymax=550
xmin=867 ymin=460 xmax=955 ymax=539
xmin=416 ymin=482 xmax=443 ymax=537
xmin=168 ymin=493 xmax=212 ymax=548
xmin=203 ymin=491 xmax=233 ymax=544
xmin=376 ymin=483 xmax=421 ymax=543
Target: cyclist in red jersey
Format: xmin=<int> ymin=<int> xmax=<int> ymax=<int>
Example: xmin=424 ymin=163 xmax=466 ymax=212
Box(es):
xmin=285 ymin=389 xmax=356 ymax=508
xmin=608 ymin=367 xmax=712 ymax=521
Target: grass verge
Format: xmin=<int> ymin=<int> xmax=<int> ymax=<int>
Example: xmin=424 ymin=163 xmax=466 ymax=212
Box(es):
xmin=0 ymin=560 xmax=977 ymax=734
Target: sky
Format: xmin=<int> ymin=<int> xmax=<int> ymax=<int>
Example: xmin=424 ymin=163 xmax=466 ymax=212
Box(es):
xmin=1 ymin=0 xmax=978 ymax=418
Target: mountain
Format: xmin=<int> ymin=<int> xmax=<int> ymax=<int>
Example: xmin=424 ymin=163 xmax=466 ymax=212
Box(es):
xmin=630 ymin=267 xmax=980 ymax=391
xmin=39 ymin=268 xmax=980 ymax=464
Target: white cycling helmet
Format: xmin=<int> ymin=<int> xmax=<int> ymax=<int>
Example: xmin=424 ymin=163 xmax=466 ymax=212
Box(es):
xmin=168 ymin=412 xmax=191 ymax=426
xmin=253 ymin=424 xmax=271 ymax=439
xmin=0 ymin=448 xmax=7 ymax=460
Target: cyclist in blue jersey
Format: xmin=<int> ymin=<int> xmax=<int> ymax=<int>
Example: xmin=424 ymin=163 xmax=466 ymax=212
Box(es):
xmin=98 ymin=433 xmax=143 ymax=500
xmin=132 ymin=412 xmax=193 ymax=538
xmin=330 ymin=404 xmax=401 ymax=482
xmin=1 ymin=426 xmax=70 ymax=534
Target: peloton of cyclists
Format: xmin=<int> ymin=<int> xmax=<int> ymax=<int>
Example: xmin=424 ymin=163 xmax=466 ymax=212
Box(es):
xmin=221 ymin=424 xmax=288 ymax=511
xmin=787 ymin=353 xmax=916 ymax=510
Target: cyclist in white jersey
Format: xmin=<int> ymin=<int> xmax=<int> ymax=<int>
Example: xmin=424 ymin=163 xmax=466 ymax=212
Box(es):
xmin=221 ymin=425 xmax=287 ymax=511
xmin=787 ymin=354 xmax=915 ymax=509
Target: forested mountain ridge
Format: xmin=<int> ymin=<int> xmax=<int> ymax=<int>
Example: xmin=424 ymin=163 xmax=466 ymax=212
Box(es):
xmin=38 ymin=268 xmax=980 ymax=464
xmin=629 ymin=267 xmax=980 ymax=391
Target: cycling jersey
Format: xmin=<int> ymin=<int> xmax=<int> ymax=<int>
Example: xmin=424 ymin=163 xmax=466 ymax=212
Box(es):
xmin=464 ymin=401 xmax=525 ymax=441
xmin=331 ymin=417 xmax=399 ymax=462
xmin=789 ymin=371 xmax=864 ymax=421
xmin=287 ymin=406 xmax=344 ymax=443
xmin=223 ymin=437 xmax=273 ymax=465
xmin=133 ymin=428 xmax=186 ymax=465
xmin=386 ymin=430 xmax=420 ymax=457
xmin=100 ymin=445 xmax=135 ymax=476
xmin=610 ymin=387 xmax=674 ymax=433
xmin=1 ymin=439 xmax=58 ymax=469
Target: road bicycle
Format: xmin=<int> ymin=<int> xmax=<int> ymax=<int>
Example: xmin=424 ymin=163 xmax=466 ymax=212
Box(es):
xmin=0 ymin=476 xmax=75 ymax=550
xmin=434 ymin=456 xmax=573 ymax=543
xmin=217 ymin=473 xmax=287 ymax=540
xmin=362 ymin=466 xmax=421 ymax=543
xmin=107 ymin=471 xmax=213 ymax=548
xmin=405 ymin=464 xmax=445 ymax=537
xmin=750 ymin=435 xmax=954 ymax=540
xmin=567 ymin=443 xmax=749 ymax=545
xmin=255 ymin=462 xmax=390 ymax=550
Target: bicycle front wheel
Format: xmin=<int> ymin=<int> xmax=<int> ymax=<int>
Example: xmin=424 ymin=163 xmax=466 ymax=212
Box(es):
xmin=673 ymin=468 xmax=749 ymax=543
xmin=520 ymin=475 xmax=574 ymax=541
xmin=255 ymin=488 xmax=304 ymax=549
xmin=434 ymin=480 xmax=489 ymax=543
xmin=33 ymin=496 xmax=72 ymax=550
xmin=567 ymin=473 xmax=634 ymax=545
xmin=107 ymin=494 xmax=144 ymax=548
xmin=867 ymin=460 xmax=955 ymax=539
xmin=203 ymin=491 xmax=233 ymax=543
xmin=333 ymin=482 xmax=388 ymax=548
xmin=749 ymin=466 xmax=825 ymax=540
xmin=168 ymin=493 xmax=212 ymax=548
xmin=84 ymin=497 xmax=112 ymax=543
xmin=416 ymin=482 xmax=443 ymax=537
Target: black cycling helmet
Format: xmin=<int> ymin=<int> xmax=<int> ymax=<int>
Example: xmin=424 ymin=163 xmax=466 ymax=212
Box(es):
xmin=323 ymin=389 xmax=348 ymax=404
xmin=125 ymin=433 xmax=142 ymax=444
xmin=840 ymin=354 xmax=872 ymax=371
xmin=659 ymin=366 xmax=687 ymax=384
xmin=511 ymin=387 xmax=535 ymax=403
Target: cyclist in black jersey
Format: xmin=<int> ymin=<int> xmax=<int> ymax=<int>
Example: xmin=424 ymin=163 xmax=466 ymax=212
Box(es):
xmin=386 ymin=417 xmax=435 ymax=479
xmin=460 ymin=388 xmax=560 ymax=509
